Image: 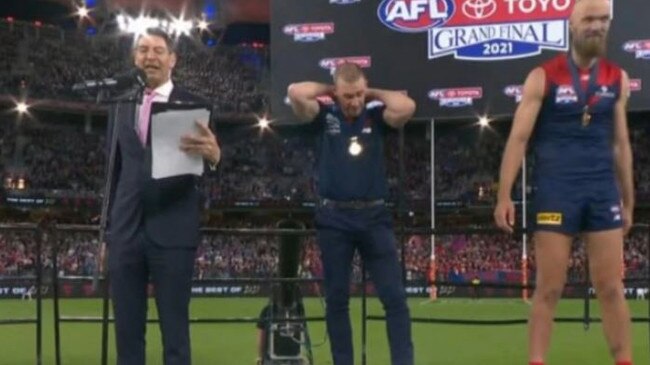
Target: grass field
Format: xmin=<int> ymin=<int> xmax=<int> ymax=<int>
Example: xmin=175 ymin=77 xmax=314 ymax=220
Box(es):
xmin=0 ymin=298 xmax=649 ymax=365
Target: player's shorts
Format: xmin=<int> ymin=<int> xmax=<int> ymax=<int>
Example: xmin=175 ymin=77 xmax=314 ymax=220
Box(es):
xmin=531 ymin=178 xmax=623 ymax=235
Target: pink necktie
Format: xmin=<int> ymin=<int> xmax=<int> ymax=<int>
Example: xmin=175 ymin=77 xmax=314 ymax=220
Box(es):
xmin=138 ymin=90 xmax=157 ymax=145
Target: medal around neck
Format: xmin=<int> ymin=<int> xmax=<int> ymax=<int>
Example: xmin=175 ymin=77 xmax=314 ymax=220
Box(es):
xmin=348 ymin=137 xmax=363 ymax=156
xmin=582 ymin=106 xmax=591 ymax=127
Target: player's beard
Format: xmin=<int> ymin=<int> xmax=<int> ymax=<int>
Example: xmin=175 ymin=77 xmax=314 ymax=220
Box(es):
xmin=573 ymin=33 xmax=608 ymax=59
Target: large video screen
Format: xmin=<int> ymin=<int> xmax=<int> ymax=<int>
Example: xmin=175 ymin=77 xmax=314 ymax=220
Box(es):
xmin=271 ymin=0 xmax=649 ymax=121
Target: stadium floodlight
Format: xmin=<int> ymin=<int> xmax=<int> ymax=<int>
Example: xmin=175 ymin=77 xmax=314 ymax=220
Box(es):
xmin=134 ymin=15 xmax=160 ymax=37
xmin=15 ymin=101 xmax=29 ymax=114
xmin=117 ymin=13 xmax=200 ymax=38
xmin=76 ymin=6 xmax=90 ymax=19
xmin=116 ymin=14 xmax=126 ymax=29
xmin=131 ymin=15 xmax=148 ymax=37
xmin=117 ymin=14 xmax=161 ymax=36
xmin=257 ymin=115 xmax=271 ymax=130
xmin=478 ymin=115 xmax=491 ymax=128
xmin=197 ymin=20 xmax=210 ymax=31
xmin=170 ymin=16 xmax=193 ymax=36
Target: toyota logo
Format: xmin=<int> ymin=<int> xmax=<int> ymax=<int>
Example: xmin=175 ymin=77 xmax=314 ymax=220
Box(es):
xmin=462 ymin=0 xmax=497 ymax=20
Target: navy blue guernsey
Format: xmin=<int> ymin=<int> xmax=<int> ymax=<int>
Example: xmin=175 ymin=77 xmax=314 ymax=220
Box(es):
xmin=313 ymin=101 xmax=391 ymax=201
xmin=533 ymin=54 xmax=622 ymax=183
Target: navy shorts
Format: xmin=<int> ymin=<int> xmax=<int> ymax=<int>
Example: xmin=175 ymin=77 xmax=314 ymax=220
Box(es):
xmin=532 ymin=179 xmax=623 ymax=235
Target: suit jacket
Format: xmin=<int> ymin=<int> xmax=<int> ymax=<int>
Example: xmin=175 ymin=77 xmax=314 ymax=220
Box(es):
xmin=105 ymin=86 xmax=210 ymax=249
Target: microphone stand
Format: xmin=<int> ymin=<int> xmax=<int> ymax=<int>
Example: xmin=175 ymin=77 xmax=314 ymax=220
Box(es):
xmin=51 ymin=84 xmax=145 ymax=365
xmin=99 ymin=87 xmax=145 ymax=365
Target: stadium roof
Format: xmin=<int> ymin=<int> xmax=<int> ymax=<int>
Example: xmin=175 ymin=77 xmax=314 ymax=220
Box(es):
xmin=0 ymin=0 xmax=269 ymax=24
xmin=0 ymin=0 xmax=74 ymax=26
xmin=0 ymin=0 xmax=269 ymax=44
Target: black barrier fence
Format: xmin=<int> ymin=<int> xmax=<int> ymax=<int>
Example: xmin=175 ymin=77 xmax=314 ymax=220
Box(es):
xmin=0 ymin=223 xmax=648 ymax=365
xmin=0 ymin=223 xmax=46 ymax=365
xmin=2 ymin=275 xmax=648 ymax=300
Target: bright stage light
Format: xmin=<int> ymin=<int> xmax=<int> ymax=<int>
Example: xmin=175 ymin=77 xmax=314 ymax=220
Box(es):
xmin=197 ymin=20 xmax=209 ymax=31
xmin=116 ymin=13 xmax=204 ymax=38
xmin=15 ymin=102 xmax=29 ymax=114
xmin=478 ymin=115 xmax=491 ymax=127
xmin=171 ymin=18 xmax=192 ymax=36
xmin=76 ymin=6 xmax=90 ymax=19
xmin=257 ymin=116 xmax=271 ymax=129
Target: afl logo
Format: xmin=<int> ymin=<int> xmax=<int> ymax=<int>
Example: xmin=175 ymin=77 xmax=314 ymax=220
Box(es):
xmin=462 ymin=0 xmax=496 ymax=20
xmin=503 ymin=85 xmax=523 ymax=103
xmin=622 ymin=40 xmax=650 ymax=60
xmin=377 ymin=0 xmax=455 ymax=33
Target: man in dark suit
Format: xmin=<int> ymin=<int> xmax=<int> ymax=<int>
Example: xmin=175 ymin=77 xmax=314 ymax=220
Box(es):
xmin=105 ymin=28 xmax=220 ymax=365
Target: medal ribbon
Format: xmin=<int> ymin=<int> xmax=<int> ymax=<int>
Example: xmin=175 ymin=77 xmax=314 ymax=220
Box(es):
xmin=567 ymin=54 xmax=599 ymax=123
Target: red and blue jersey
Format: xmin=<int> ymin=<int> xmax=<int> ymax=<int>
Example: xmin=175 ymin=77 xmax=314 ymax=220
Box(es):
xmin=533 ymin=54 xmax=623 ymax=183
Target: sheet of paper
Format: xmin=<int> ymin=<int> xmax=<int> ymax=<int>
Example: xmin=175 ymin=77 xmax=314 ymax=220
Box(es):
xmin=150 ymin=108 xmax=211 ymax=179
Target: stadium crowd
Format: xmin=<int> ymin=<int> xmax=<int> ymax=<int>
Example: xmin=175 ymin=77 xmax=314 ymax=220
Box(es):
xmin=0 ymin=24 xmax=268 ymax=114
xmin=1 ymin=230 xmax=647 ymax=285
xmin=0 ymin=22 xmax=649 ymax=206
xmin=2 ymin=120 xmax=649 ymax=207
xmin=0 ymin=20 xmax=648 ymax=294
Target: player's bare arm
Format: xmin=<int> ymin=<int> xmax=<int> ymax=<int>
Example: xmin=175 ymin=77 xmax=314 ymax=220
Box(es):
xmin=366 ymin=88 xmax=416 ymax=128
xmin=612 ymin=70 xmax=634 ymax=234
xmin=287 ymin=82 xmax=332 ymax=122
xmin=494 ymin=67 xmax=545 ymax=233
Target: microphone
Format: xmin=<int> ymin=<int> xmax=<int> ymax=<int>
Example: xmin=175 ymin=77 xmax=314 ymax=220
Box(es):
xmin=72 ymin=68 xmax=147 ymax=92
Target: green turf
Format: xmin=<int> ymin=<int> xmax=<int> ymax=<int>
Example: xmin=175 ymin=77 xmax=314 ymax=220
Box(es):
xmin=0 ymin=298 xmax=648 ymax=364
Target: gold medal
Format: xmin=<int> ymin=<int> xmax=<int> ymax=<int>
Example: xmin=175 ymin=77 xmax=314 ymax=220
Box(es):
xmin=348 ymin=137 xmax=363 ymax=156
xmin=582 ymin=106 xmax=591 ymax=127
